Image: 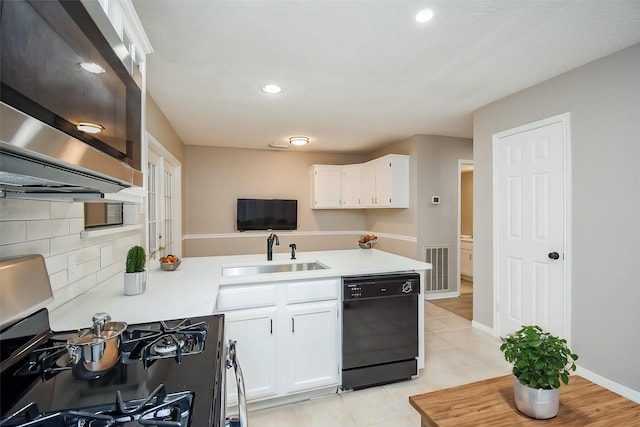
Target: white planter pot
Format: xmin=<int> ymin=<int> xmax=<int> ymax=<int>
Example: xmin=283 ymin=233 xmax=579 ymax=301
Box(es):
xmin=513 ymin=377 xmax=559 ymax=419
xmin=124 ymin=271 xmax=147 ymax=296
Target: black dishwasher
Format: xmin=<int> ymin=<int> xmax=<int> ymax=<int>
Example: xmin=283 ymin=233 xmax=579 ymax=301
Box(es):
xmin=341 ymin=272 xmax=420 ymax=390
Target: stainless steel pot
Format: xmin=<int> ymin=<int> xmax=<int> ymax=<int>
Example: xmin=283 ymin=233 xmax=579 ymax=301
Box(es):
xmin=67 ymin=313 xmax=127 ymax=374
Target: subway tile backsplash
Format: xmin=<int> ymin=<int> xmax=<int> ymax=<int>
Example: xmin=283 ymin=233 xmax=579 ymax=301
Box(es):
xmin=0 ymin=199 xmax=144 ymax=312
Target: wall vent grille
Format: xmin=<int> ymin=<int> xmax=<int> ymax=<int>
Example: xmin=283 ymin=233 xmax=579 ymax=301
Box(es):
xmin=424 ymin=246 xmax=449 ymax=292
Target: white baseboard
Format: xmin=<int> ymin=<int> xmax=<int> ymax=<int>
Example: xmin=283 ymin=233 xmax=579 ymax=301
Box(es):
xmin=575 ymin=366 xmax=640 ymax=403
xmin=425 ymin=291 xmax=458 ymax=300
xmin=472 ymin=320 xmax=496 ymax=336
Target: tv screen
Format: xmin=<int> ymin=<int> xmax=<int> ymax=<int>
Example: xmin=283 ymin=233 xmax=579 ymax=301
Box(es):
xmin=237 ymin=199 xmax=298 ymax=231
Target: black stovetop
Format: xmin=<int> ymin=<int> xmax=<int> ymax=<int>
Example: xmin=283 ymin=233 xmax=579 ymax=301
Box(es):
xmin=0 ymin=309 xmax=225 ymax=427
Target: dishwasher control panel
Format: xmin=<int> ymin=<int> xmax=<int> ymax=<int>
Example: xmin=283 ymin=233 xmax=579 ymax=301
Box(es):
xmin=342 ymin=272 xmax=420 ymax=300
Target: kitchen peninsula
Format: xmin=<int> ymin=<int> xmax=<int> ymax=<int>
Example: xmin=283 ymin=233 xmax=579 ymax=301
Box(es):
xmin=49 ymin=249 xmax=430 ymax=330
xmin=49 ymin=248 xmax=430 ymax=408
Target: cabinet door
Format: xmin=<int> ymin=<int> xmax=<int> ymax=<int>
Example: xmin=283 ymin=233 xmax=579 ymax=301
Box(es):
xmin=311 ymin=165 xmax=342 ymax=208
xmin=374 ymin=158 xmax=392 ymax=207
xmin=225 ymin=307 xmax=278 ymax=404
xmin=363 ymin=160 xmax=377 ymax=207
xmin=284 ymin=300 xmax=339 ymax=393
xmin=341 ymin=165 xmax=363 ymax=208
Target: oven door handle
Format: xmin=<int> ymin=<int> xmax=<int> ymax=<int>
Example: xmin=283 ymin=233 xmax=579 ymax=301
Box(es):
xmin=226 ymin=340 xmax=248 ymax=427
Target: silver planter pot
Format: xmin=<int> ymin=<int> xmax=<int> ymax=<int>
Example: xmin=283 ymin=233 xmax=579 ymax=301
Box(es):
xmin=513 ymin=377 xmax=559 ymax=419
xmin=124 ymin=271 xmax=147 ymax=295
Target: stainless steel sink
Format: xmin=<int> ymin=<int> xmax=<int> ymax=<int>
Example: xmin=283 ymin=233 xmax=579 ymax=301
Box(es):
xmin=222 ymin=261 xmax=329 ymax=277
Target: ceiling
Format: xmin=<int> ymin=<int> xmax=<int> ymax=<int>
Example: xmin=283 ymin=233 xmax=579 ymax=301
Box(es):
xmin=132 ymin=1 xmax=640 ymax=154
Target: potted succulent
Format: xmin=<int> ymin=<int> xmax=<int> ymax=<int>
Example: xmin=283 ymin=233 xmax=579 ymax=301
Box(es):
xmin=500 ymin=325 xmax=578 ymax=419
xmin=124 ymin=245 xmax=147 ymax=295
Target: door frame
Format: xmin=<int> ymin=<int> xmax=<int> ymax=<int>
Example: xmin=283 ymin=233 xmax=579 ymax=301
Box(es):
xmin=146 ymin=131 xmax=183 ymax=258
xmin=457 ymin=159 xmax=474 ymax=297
xmin=492 ymin=112 xmax=573 ymax=340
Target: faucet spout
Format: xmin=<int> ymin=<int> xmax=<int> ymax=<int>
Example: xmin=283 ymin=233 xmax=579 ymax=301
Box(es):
xmin=267 ymin=233 xmax=279 ymax=261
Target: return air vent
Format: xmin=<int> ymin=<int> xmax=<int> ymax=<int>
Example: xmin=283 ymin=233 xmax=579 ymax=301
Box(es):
xmin=424 ymin=246 xmax=449 ymax=292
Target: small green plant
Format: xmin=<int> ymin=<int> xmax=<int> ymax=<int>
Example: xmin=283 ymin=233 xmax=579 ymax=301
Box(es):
xmin=500 ymin=325 xmax=578 ymax=389
xmin=125 ymin=245 xmax=146 ymax=273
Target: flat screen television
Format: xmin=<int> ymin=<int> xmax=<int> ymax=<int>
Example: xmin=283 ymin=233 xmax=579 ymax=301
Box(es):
xmin=236 ymin=198 xmax=298 ymax=231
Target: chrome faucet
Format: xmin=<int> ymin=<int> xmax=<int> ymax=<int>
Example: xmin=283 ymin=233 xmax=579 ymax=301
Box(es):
xmin=267 ymin=233 xmax=279 ymax=261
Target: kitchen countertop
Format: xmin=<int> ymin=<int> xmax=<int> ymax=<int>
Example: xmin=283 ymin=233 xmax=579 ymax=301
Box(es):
xmin=49 ymin=249 xmax=431 ymax=331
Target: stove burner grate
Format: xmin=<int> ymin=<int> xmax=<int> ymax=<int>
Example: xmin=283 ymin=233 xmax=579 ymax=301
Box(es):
xmin=0 ymin=385 xmax=194 ymax=427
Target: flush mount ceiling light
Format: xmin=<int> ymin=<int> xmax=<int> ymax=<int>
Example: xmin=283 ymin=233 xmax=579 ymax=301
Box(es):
xmin=76 ymin=122 xmax=104 ymax=134
xmin=80 ymin=62 xmax=106 ymax=74
xmin=416 ymin=8 xmax=434 ymax=23
xmin=289 ymin=136 xmax=309 ymax=146
xmin=261 ymin=84 xmax=282 ymax=94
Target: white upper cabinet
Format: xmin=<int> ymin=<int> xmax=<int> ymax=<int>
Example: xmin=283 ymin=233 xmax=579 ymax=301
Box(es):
xmin=363 ymin=154 xmax=409 ymax=208
xmin=312 ymin=154 xmax=409 ymax=210
xmin=341 ymin=165 xmax=364 ymax=208
xmin=310 ymin=165 xmax=343 ymax=209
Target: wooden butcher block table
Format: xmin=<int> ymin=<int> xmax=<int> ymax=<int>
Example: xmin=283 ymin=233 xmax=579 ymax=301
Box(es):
xmin=409 ymin=375 xmax=640 ymax=426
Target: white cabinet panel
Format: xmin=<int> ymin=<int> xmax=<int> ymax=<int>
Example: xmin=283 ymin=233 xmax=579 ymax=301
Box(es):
xmin=341 ymin=165 xmax=363 ymax=208
xmin=310 ymin=165 xmax=342 ymax=208
xmin=284 ymin=300 xmax=338 ymax=393
xmin=364 ymin=154 xmax=410 ymax=208
xmin=225 ymin=307 xmax=278 ymax=403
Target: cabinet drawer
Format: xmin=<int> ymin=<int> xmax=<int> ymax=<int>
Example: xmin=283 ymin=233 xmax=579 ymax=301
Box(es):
xmin=217 ymin=285 xmax=277 ymax=311
xmin=286 ymin=279 xmax=338 ymax=304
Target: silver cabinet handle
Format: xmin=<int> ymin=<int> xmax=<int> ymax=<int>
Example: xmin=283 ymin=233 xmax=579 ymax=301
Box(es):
xmin=291 ymin=318 xmax=295 ymax=333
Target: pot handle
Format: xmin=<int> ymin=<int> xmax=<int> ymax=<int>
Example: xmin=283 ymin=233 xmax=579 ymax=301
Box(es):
xmin=92 ymin=312 xmax=111 ymax=337
xmin=66 ymin=327 xmax=92 ymax=364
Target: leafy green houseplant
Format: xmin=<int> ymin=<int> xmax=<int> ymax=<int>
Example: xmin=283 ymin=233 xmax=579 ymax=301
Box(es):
xmin=500 ymin=325 xmax=578 ymax=389
xmin=124 ymin=245 xmax=147 ymax=295
xmin=500 ymin=325 xmax=578 ymax=419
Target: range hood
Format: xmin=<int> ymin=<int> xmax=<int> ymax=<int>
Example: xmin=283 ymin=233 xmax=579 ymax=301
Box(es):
xmin=0 ymin=103 xmax=143 ymax=201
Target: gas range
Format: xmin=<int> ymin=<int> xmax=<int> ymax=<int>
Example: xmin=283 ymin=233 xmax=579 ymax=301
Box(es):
xmin=0 ymin=309 xmax=226 ymax=427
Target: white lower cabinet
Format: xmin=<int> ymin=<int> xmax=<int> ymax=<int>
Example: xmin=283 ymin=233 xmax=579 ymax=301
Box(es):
xmin=218 ymin=278 xmax=340 ymax=405
xmin=284 ymin=300 xmax=338 ymax=393
xmin=224 ymin=307 xmax=278 ymax=404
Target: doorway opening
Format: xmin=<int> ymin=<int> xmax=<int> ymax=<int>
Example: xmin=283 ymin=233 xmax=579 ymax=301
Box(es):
xmin=430 ymin=160 xmax=473 ymax=320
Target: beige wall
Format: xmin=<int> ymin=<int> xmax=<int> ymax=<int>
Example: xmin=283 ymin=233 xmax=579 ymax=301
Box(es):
xmin=461 ymin=171 xmax=473 ymax=236
xmin=146 ymin=94 xmax=185 ymax=164
xmin=414 ymin=135 xmax=473 ymax=292
xmin=473 ymin=43 xmax=640 ymax=391
xmin=183 ymin=146 xmax=367 ymax=256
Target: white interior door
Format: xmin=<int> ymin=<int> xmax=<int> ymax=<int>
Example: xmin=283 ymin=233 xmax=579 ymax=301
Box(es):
xmin=494 ymin=114 xmax=570 ymax=339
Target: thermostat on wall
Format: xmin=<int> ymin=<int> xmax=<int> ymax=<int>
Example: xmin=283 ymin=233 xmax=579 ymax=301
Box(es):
xmin=431 ymin=196 xmax=440 ymax=204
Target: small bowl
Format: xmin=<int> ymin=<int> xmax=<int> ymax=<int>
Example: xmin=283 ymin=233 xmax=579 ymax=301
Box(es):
xmin=358 ymin=239 xmax=377 ymax=249
xmin=160 ymin=259 xmax=181 ymax=271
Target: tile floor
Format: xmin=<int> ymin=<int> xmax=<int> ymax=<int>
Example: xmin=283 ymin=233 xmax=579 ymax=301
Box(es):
xmin=248 ymin=302 xmax=512 ymax=427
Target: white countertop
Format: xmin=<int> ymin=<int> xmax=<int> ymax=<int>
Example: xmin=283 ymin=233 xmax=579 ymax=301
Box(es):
xmin=49 ymin=249 xmax=431 ymax=331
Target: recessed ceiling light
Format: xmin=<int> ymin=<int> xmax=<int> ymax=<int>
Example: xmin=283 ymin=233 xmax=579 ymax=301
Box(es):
xmin=76 ymin=122 xmax=104 ymax=134
xmin=262 ymin=84 xmax=282 ymax=94
xmin=289 ymin=136 xmax=309 ymax=146
xmin=80 ymin=62 xmax=106 ymax=74
xmin=416 ymin=8 xmax=434 ymax=23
